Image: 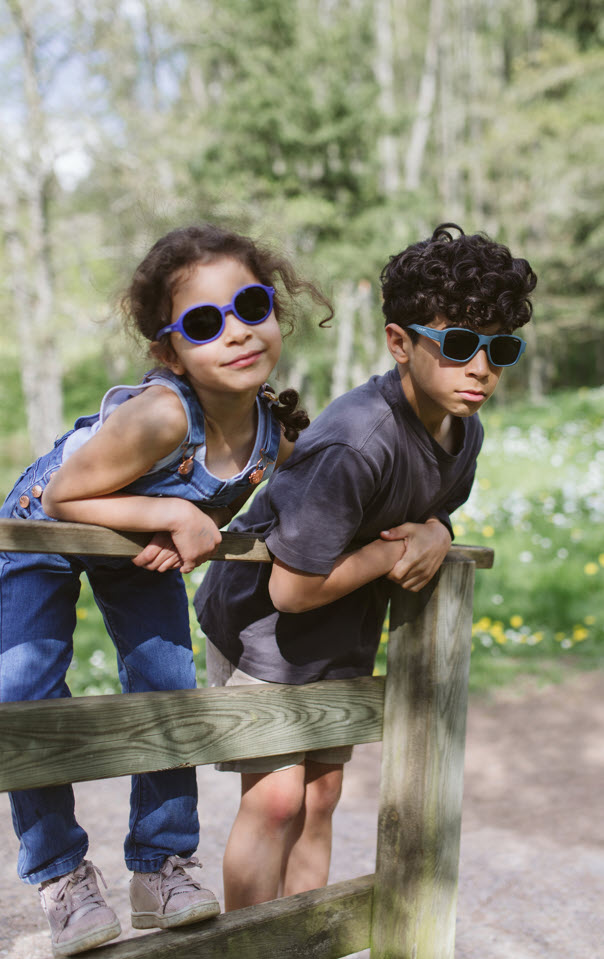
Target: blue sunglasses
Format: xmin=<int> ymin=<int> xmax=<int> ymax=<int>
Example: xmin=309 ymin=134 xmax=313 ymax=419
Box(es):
xmin=408 ymin=323 xmax=526 ymax=367
xmin=156 ymin=283 xmax=275 ymax=345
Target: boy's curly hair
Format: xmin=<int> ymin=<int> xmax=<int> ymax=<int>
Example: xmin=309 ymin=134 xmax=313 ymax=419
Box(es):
xmin=380 ymin=223 xmax=537 ymax=334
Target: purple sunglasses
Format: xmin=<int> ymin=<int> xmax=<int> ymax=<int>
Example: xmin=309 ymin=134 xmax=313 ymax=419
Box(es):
xmin=156 ymin=283 xmax=275 ymax=345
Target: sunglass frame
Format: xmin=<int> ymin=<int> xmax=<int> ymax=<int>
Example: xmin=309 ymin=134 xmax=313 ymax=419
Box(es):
xmin=407 ymin=323 xmax=526 ymax=367
xmin=156 ymin=283 xmax=275 ymax=345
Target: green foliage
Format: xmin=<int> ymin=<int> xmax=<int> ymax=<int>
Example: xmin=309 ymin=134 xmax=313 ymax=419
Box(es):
xmin=372 ymin=388 xmax=604 ymax=690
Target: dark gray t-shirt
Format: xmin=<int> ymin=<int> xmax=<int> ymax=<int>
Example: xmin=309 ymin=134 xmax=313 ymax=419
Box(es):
xmin=195 ymin=367 xmax=483 ymax=683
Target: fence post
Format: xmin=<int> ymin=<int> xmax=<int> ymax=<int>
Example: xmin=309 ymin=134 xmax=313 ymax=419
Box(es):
xmin=371 ymin=560 xmax=475 ymax=959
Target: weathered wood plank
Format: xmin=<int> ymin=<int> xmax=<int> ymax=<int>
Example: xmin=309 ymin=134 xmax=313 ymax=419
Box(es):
xmin=0 ymin=518 xmax=493 ymax=566
xmin=0 ymin=677 xmax=384 ymax=792
xmin=94 ymin=875 xmax=373 ymax=959
xmin=0 ymin=519 xmax=270 ymax=562
xmin=371 ymin=563 xmax=475 ymax=959
xmin=443 ymin=544 xmax=493 ymax=568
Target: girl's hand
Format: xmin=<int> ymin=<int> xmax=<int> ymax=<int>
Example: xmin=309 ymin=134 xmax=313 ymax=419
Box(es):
xmin=380 ymin=518 xmax=452 ymax=591
xmin=169 ymin=506 xmax=223 ymax=573
xmin=133 ymin=532 xmax=182 ymax=572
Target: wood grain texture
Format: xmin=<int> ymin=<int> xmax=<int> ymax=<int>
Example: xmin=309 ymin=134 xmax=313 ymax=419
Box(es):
xmin=87 ymin=875 xmax=373 ymax=959
xmin=372 ymin=562 xmax=475 ymax=959
xmin=0 ymin=677 xmax=384 ymax=791
xmin=0 ymin=518 xmax=493 ymax=566
xmin=0 ymin=519 xmax=270 ymax=562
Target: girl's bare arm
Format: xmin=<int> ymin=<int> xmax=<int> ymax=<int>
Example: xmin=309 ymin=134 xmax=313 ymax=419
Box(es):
xmin=42 ymin=387 xmax=222 ymax=571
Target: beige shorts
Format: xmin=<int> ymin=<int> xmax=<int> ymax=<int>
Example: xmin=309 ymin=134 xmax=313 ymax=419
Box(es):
xmin=205 ymin=639 xmax=353 ymax=773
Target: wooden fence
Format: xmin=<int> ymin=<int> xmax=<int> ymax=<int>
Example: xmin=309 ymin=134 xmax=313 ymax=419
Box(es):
xmin=0 ymin=518 xmax=493 ymax=959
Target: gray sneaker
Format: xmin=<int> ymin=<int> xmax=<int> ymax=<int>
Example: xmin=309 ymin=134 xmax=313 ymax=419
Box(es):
xmin=39 ymin=860 xmax=121 ymax=957
xmin=130 ymin=855 xmax=220 ymax=929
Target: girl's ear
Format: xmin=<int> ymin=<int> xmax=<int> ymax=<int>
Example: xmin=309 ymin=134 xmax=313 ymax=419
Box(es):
xmin=385 ymin=323 xmax=413 ymax=365
xmin=150 ymin=339 xmax=185 ymax=375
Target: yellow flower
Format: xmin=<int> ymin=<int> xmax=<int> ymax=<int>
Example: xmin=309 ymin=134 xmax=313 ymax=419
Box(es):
xmin=599 ymin=554 xmax=604 ymax=567
xmin=532 ymin=632 xmax=544 ymax=644
xmin=572 ymin=627 xmax=589 ymax=642
xmin=584 ymin=562 xmax=598 ymax=576
xmin=555 ymin=632 xmax=566 ymax=642
xmin=510 ymin=614 xmax=523 ymax=628
xmin=473 ymin=617 xmax=492 ymax=633
xmin=453 ymin=523 xmax=466 ymax=537
xmin=478 ymin=478 xmax=491 ymax=490
xmin=584 ymin=615 xmax=596 ymax=625
xmin=192 ymin=643 xmax=200 ymax=655
xmin=76 ymin=608 xmax=88 ymax=620
xmin=482 ymin=525 xmax=495 ymax=538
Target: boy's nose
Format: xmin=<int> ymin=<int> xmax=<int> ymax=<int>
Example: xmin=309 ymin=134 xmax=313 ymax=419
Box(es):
xmin=466 ymin=345 xmax=491 ymax=374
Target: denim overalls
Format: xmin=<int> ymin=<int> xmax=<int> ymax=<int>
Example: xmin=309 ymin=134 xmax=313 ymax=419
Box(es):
xmin=0 ymin=369 xmax=281 ymax=884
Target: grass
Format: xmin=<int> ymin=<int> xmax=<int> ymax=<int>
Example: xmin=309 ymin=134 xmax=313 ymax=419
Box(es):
xmin=2 ymin=362 xmax=603 ymax=696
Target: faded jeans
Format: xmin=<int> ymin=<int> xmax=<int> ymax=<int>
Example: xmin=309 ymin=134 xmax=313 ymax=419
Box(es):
xmin=0 ymin=449 xmax=199 ymax=884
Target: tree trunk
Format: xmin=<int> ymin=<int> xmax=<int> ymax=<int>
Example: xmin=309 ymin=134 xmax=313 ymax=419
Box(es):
xmin=404 ymin=0 xmax=443 ymax=191
xmin=330 ymin=282 xmax=356 ymax=402
xmin=5 ymin=0 xmax=63 ymax=456
xmin=374 ymin=0 xmax=400 ymax=195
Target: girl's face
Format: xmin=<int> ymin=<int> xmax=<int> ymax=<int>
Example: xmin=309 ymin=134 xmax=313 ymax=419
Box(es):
xmin=158 ymin=257 xmax=282 ymax=402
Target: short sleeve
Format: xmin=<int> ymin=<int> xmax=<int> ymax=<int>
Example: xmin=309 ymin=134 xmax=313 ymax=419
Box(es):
xmin=265 ymin=444 xmax=378 ymax=575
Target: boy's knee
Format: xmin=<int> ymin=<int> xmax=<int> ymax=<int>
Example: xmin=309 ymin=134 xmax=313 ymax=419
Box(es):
xmin=241 ymin=770 xmax=306 ymax=829
xmin=305 ymin=768 xmax=343 ymax=818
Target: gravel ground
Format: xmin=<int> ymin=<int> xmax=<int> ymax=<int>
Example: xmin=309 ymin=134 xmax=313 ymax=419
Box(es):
xmin=1 ymin=669 xmax=602 ymax=959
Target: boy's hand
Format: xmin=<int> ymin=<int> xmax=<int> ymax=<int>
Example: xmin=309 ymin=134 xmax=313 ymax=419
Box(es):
xmin=380 ymin=518 xmax=452 ymax=591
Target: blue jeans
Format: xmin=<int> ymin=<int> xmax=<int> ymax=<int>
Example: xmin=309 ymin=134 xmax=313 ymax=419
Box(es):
xmin=0 ymin=452 xmax=199 ymax=884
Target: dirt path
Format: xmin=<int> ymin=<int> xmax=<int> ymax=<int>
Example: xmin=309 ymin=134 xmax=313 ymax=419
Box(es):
xmin=1 ymin=670 xmax=603 ymax=959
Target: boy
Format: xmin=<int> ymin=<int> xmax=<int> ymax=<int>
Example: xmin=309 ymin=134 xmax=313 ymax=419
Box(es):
xmin=194 ymin=223 xmax=537 ymax=909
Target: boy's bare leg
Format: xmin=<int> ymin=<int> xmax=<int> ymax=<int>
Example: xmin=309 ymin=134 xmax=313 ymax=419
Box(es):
xmin=280 ymin=761 xmax=344 ymax=897
xmin=223 ymin=764 xmax=307 ymax=910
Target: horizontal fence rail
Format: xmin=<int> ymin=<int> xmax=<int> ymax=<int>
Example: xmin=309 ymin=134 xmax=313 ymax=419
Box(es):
xmin=0 ymin=677 xmax=384 ymax=792
xmin=0 ymin=517 xmax=494 ymax=567
xmin=95 ymin=875 xmax=374 ymax=959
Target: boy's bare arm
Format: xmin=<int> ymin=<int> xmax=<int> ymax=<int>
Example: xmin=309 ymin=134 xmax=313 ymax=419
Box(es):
xmin=380 ymin=517 xmax=452 ymax=591
xmin=269 ymin=516 xmax=451 ymax=613
xmin=268 ymin=537 xmax=407 ymax=613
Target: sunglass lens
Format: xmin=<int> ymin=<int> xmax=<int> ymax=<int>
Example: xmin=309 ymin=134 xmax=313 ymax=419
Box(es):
xmin=182 ymin=305 xmax=223 ymax=343
xmin=235 ymin=286 xmax=271 ymax=323
xmin=442 ymin=329 xmax=479 ymax=361
xmin=490 ymin=336 xmax=522 ymax=366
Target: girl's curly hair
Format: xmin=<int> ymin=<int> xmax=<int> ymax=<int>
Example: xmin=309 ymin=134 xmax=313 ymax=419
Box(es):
xmin=380 ymin=223 xmax=537 ymax=334
xmin=121 ymin=223 xmax=332 ymax=441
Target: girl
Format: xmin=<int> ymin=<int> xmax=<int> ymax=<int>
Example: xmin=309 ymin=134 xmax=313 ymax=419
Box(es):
xmin=0 ymin=223 xmax=330 ymax=957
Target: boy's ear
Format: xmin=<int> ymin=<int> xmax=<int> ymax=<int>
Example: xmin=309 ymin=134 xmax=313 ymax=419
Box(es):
xmin=385 ymin=323 xmax=412 ymax=365
xmin=150 ymin=339 xmax=185 ymax=375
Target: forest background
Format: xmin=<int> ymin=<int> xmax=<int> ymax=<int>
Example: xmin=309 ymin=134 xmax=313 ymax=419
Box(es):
xmin=0 ymin=0 xmax=603 ymax=694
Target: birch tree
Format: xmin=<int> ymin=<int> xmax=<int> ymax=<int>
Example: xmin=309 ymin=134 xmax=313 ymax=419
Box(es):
xmin=404 ymin=0 xmax=443 ymax=191
xmin=1 ymin=0 xmax=62 ymax=454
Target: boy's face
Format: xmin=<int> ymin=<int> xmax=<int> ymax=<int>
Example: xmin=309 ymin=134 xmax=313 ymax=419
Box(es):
xmin=386 ymin=315 xmax=504 ymax=432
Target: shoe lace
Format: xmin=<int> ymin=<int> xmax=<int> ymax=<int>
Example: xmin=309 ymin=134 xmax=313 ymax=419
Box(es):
xmin=158 ymin=856 xmax=203 ymax=903
xmin=53 ymin=862 xmax=108 ymax=929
